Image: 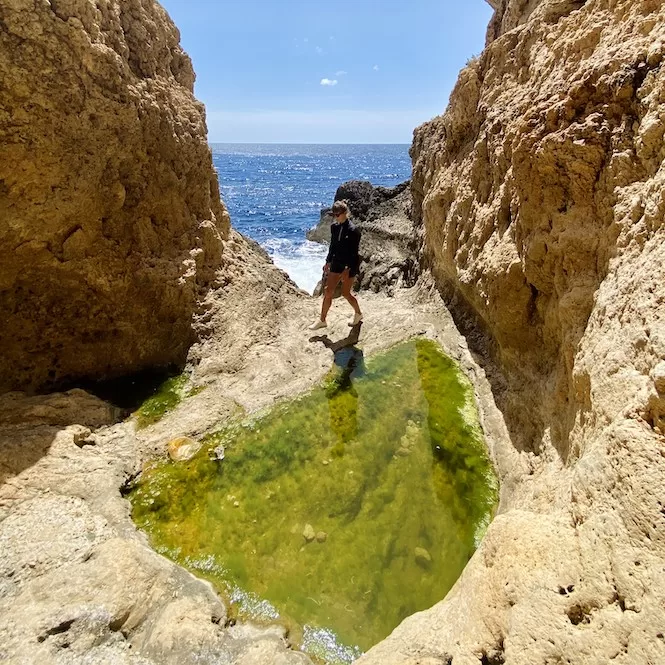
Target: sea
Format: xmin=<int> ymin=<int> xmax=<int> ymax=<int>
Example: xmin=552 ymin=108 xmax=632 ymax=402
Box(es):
xmin=211 ymin=144 xmax=412 ymax=294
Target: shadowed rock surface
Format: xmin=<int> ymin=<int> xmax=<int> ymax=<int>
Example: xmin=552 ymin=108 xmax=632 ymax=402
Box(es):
xmin=0 ymin=0 xmax=229 ymax=394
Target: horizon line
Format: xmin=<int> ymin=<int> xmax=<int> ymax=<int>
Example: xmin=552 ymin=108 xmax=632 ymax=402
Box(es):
xmin=208 ymin=141 xmax=412 ymax=145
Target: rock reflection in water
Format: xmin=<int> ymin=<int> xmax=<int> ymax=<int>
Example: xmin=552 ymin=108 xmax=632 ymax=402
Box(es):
xmin=130 ymin=338 xmax=498 ymax=664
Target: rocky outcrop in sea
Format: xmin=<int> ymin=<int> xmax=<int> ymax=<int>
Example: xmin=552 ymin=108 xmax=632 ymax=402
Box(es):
xmin=308 ymin=179 xmax=419 ymax=295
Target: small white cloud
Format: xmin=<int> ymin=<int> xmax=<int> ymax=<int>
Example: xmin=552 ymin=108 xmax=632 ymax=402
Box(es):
xmin=316 ymin=46 xmax=324 ymax=54
xmin=329 ymin=36 xmax=335 ymax=41
xmin=373 ymin=64 xmax=379 ymax=71
xmin=304 ymin=37 xmax=309 ymax=43
xmin=320 ymin=78 xmax=338 ymax=86
xmin=335 ymin=70 xmax=347 ymax=76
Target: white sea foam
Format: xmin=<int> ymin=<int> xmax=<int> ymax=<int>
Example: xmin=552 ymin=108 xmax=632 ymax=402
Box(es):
xmin=264 ymin=238 xmax=328 ymax=294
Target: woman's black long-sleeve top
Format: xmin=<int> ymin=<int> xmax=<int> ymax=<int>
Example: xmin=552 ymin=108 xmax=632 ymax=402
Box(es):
xmin=326 ymin=220 xmax=361 ymax=276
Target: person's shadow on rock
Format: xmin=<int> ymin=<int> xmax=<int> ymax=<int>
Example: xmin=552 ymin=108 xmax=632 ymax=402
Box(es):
xmin=309 ymin=323 xmax=365 ymax=379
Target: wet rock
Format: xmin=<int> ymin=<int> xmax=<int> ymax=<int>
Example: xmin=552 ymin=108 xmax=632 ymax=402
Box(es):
xmin=167 ymin=437 xmax=202 ymax=462
xmin=302 ymin=524 xmax=316 ymax=543
xmin=211 ymin=444 xmax=226 ymax=461
xmin=306 ymin=209 xmax=334 ymax=244
xmin=414 ymin=547 xmax=432 ymax=568
xmin=399 ymin=420 xmax=420 ymax=450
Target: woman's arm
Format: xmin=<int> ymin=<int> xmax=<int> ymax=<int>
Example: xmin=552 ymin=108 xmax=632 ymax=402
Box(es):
xmin=350 ymin=225 xmax=361 ymax=274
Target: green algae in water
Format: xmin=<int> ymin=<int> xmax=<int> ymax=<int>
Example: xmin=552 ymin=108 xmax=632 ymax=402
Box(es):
xmin=134 ymin=375 xmax=206 ymax=429
xmin=130 ymin=339 xmax=498 ymax=662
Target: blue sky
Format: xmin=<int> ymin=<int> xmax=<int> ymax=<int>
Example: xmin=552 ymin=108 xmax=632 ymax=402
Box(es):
xmin=159 ymin=0 xmax=493 ymax=143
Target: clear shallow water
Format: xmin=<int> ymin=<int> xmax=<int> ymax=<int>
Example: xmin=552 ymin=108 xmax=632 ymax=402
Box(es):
xmin=211 ymin=144 xmax=411 ymax=293
xmin=130 ymin=339 xmax=498 ymax=664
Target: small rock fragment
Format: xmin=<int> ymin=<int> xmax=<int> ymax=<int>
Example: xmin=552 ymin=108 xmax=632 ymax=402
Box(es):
xmin=414 ymin=546 xmax=432 ymax=568
xmin=316 ymin=531 xmax=328 ymax=543
xmin=651 ymin=361 xmax=665 ymax=394
xmin=70 ymin=425 xmax=93 ymax=447
xmin=167 ymin=436 xmax=202 ymax=462
xmin=303 ymin=524 xmax=315 ymax=542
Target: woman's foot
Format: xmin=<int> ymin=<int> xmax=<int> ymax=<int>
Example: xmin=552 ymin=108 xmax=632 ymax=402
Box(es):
xmin=308 ymin=318 xmax=327 ymax=330
xmin=348 ymin=312 xmax=363 ymax=326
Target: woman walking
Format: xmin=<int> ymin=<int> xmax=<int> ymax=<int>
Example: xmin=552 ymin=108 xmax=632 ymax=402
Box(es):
xmin=309 ymin=200 xmax=363 ymax=330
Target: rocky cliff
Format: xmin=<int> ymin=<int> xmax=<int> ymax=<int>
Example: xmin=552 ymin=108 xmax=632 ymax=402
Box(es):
xmin=0 ymin=0 xmax=229 ymax=394
xmin=359 ymin=0 xmax=665 ymax=663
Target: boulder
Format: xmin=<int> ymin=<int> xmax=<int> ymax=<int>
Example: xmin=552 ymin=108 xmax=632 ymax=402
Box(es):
xmin=0 ymin=0 xmax=229 ymax=394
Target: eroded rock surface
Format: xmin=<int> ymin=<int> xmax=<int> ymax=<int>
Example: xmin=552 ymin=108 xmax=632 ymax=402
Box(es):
xmin=0 ymin=283 xmax=498 ymax=665
xmin=359 ymin=0 xmax=665 ymax=664
xmin=0 ymin=0 xmax=228 ymax=394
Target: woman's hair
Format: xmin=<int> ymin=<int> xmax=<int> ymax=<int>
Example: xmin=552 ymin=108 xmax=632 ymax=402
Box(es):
xmin=332 ymin=200 xmax=349 ymax=215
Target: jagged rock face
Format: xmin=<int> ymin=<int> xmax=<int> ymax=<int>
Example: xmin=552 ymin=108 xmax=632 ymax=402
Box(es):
xmin=357 ymin=1 xmax=665 ymax=664
xmin=0 ymin=0 xmax=229 ymax=394
xmin=412 ymin=0 xmax=665 ymax=458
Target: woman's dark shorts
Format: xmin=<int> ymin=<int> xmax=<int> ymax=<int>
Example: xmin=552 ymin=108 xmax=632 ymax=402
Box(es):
xmin=329 ymin=262 xmax=358 ymax=278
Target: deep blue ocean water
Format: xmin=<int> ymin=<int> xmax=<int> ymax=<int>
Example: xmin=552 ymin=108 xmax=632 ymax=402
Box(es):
xmin=211 ymin=144 xmax=411 ymax=293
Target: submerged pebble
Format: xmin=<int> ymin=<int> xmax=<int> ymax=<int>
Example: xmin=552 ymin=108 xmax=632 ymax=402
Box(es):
xmin=211 ymin=444 xmax=225 ymax=461
xmin=303 ymin=524 xmax=316 ymax=542
xmin=414 ymin=547 xmax=433 ymax=568
xmin=167 ymin=436 xmax=202 ymax=462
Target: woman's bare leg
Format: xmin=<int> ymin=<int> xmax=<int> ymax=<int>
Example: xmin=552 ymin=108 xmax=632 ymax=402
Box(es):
xmin=341 ymin=270 xmax=361 ymax=315
xmin=321 ymin=271 xmax=343 ymax=321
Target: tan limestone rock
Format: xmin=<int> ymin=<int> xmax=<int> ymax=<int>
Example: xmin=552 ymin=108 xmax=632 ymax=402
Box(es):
xmin=0 ymin=0 xmax=229 ymax=394
xmin=360 ymin=0 xmax=665 ymax=664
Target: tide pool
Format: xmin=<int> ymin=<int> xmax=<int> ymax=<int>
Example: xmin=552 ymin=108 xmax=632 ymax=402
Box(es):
xmin=130 ymin=339 xmax=498 ymax=663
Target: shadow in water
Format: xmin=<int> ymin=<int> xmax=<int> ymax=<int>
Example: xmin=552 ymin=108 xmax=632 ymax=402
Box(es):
xmin=310 ymin=323 xmax=366 ymax=380
xmin=310 ymin=323 xmax=365 ymax=454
